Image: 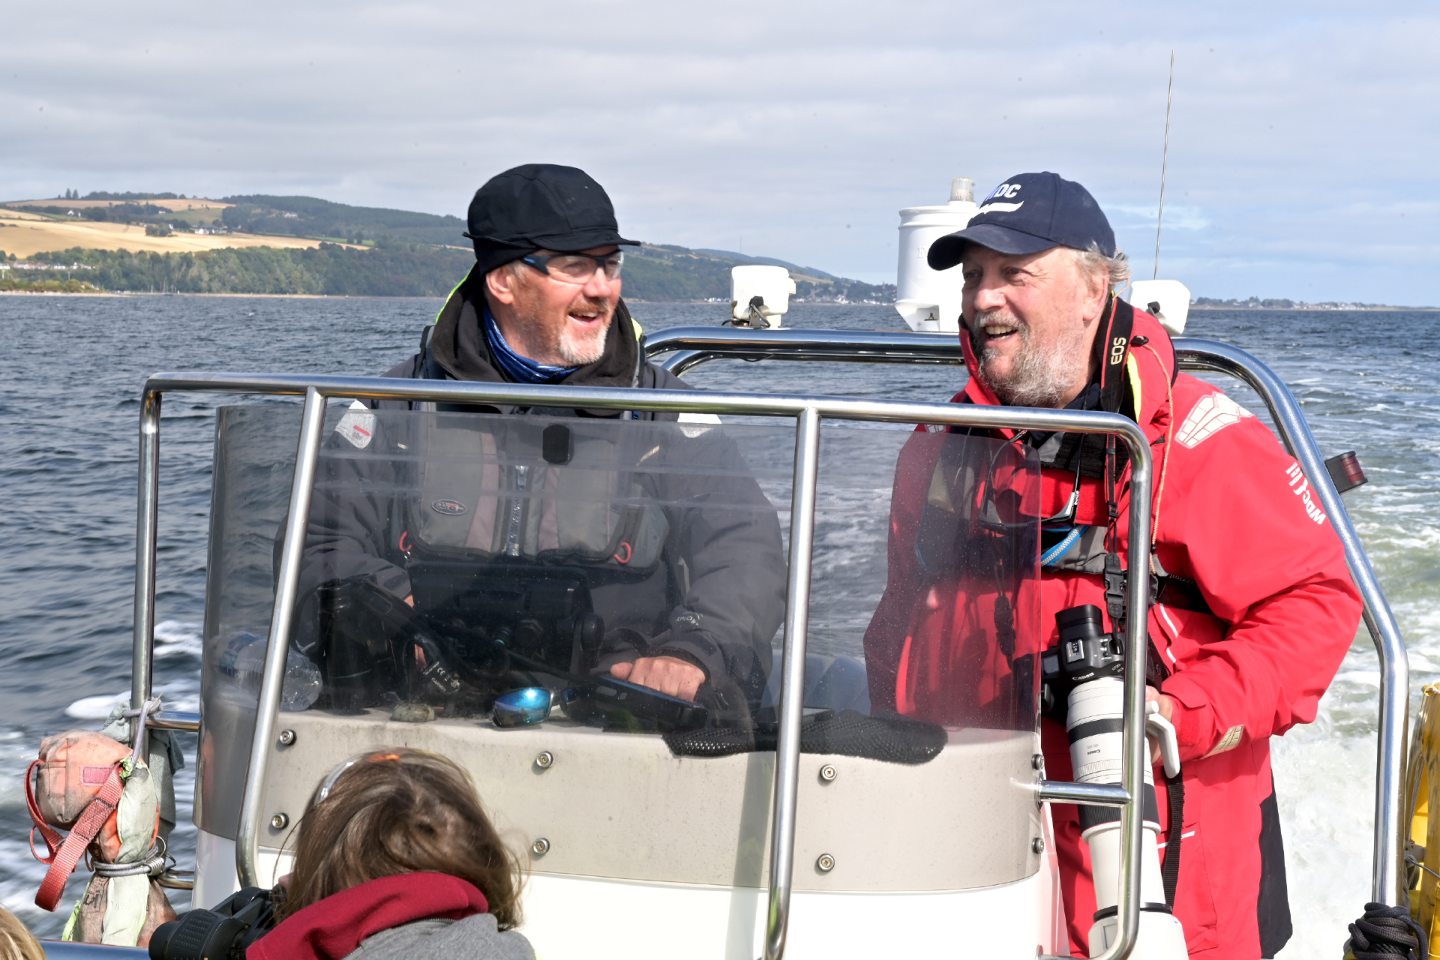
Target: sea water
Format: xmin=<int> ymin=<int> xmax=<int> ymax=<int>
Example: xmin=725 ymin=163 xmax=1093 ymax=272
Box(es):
xmin=0 ymin=293 xmax=1435 ymax=957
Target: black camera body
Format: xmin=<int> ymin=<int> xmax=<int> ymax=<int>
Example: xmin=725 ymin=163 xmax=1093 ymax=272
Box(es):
xmin=312 ymin=576 xmax=467 ymax=711
xmin=1040 ymin=603 xmax=1125 ymax=718
xmin=148 ymin=886 xmax=277 ymax=960
xmin=306 ymin=569 xmax=609 ymax=714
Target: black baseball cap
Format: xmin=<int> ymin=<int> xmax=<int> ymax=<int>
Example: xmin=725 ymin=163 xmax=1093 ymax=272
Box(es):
xmin=463 ymin=163 xmax=640 ymax=273
xmin=927 ymin=172 xmax=1116 ymax=270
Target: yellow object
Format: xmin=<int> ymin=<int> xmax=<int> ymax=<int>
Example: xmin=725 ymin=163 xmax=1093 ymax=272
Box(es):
xmin=1404 ymin=683 xmax=1440 ymax=957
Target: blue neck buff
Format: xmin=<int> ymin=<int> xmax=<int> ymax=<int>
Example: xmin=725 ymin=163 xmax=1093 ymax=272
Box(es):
xmin=483 ymin=307 xmax=578 ymax=383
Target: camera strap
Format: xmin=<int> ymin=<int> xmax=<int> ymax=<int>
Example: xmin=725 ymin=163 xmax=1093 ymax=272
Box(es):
xmin=1162 ymin=771 xmax=1184 ymax=908
xmin=1100 ymin=296 xmax=1187 ymax=903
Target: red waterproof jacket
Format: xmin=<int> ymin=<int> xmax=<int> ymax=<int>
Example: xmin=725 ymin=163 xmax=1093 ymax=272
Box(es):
xmin=864 ymin=305 xmax=1361 ymax=958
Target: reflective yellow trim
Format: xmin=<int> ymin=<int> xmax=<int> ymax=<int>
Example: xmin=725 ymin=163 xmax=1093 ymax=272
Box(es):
xmin=435 ymin=265 xmax=476 ymax=324
xmin=1126 ymin=352 xmax=1143 ymax=416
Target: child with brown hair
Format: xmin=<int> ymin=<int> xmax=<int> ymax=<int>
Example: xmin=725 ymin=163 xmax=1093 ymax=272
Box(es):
xmin=0 ymin=907 xmax=44 ymax=960
xmin=248 ymin=748 xmax=533 ymax=960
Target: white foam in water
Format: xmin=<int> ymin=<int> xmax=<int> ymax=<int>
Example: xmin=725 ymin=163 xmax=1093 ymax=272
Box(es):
xmin=1272 ymin=731 xmax=1377 ymax=958
xmin=65 ymin=678 xmax=199 ymax=721
xmin=154 ymin=618 xmax=204 ymax=659
xmin=1407 ymin=647 xmax=1440 ymax=676
xmin=1412 ymin=609 xmax=1440 ymax=644
xmin=0 ymin=730 xmax=31 ymax=775
xmin=1379 ymin=529 xmax=1440 ymax=553
xmin=64 ymin=691 xmax=129 ymax=721
xmin=1338 ymin=670 xmax=1383 ymax=691
xmin=63 ymin=622 xmax=204 ymax=718
xmin=62 ymin=624 xmax=200 ymax=722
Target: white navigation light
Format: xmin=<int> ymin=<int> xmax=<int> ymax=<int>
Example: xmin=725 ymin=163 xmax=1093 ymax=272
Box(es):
xmin=730 ymin=265 xmax=795 ymax=329
xmin=1129 ymin=279 xmax=1192 ymax=335
xmin=895 ymin=177 xmax=978 ymax=333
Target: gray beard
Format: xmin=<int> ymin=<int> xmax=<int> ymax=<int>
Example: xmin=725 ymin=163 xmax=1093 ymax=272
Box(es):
xmin=556 ymin=321 xmax=610 ymax=366
xmin=970 ymin=313 xmax=1090 ymax=408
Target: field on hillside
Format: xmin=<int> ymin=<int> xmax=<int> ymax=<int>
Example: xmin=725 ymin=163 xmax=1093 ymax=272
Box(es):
xmin=5 ymin=197 xmax=231 ymax=213
xmin=0 ymin=209 xmax=352 ymax=258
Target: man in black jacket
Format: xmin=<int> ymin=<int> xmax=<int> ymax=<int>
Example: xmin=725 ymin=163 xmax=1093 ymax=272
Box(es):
xmin=297 ymin=164 xmax=786 ymax=711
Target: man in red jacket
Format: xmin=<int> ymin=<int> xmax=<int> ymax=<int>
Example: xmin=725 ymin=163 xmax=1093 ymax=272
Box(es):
xmin=863 ymin=172 xmax=1361 ymax=958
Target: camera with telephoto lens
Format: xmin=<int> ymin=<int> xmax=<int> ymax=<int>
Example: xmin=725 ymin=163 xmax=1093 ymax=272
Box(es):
xmin=147 ymin=886 xmax=277 ymax=960
xmin=1041 ymin=605 xmax=1191 ymax=955
xmin=1039 ymin=603 xmax=1125 ymax=718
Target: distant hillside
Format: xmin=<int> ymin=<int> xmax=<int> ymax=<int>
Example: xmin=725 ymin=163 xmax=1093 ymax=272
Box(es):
xmin=1191 ymin=296 xmax=1421 ymax=310
xmin=0 ymin=192 xmax=894 ymax=302
xmin=0 ymin=202 xmax=343 ymax=259
xmin=692 ymin=248 xmax=841 ymax=281
xmin=219 ymin=194 xmax=467 ymax=247
xmin=626 ymin=244 xmax=888 ymax=303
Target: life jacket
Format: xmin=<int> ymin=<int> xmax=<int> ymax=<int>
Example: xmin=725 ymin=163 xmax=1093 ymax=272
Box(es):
xmin=907 ymin=298 xmax=1207 ymax=681
xmin=958 ymin=295 xmax=1211 ymax=619
xmin=401 ymin=413 xmax=671 ymax=576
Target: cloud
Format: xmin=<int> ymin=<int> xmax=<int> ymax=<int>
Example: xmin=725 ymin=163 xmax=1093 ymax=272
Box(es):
xmin=2 ymin=0 xmax=1436 ymax=303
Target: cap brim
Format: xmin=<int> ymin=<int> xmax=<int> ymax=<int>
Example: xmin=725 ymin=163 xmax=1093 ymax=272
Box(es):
xmin=463 ymin=232 xmax=528 ymax=245
xmin=463 ymin=230 xmax=641 ymax=250
xmin=927 ymin=223 xmax=1058 ymax=269
xmin=529 ymin=228 xmax=641 ymax=252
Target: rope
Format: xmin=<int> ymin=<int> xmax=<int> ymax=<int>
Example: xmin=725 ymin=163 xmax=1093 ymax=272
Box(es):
xmin=1344 ymin=902 xmax=1427 ymax=959
xmin=120 ymin=698 xmax=162 ymax=765
xmin=91 ymin=837 xmax=170 ymax=878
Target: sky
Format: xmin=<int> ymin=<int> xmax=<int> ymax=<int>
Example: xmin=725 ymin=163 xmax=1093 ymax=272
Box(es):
xmin=3 ymin=1 xmax=1437 ymax=306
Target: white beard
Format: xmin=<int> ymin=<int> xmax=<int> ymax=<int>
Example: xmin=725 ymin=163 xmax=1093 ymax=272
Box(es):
xmin=557 ymin=316 xmax=611 ymax=366
xmin=971 ymin=311 xmax=1092 ymax=408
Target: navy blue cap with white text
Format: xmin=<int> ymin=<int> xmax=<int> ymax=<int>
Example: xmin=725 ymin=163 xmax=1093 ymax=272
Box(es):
xmin=927 ymin=172 xmax=1116 ymax=269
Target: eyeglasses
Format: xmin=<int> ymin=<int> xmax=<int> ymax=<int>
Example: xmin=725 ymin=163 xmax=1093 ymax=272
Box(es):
xmin=520 ymin=250 xmax=624 ymax=284
xmin=977 ymin=461 xmax=1081 ymax=532
xmin=314 ymin=751 xmax=402 ymax=805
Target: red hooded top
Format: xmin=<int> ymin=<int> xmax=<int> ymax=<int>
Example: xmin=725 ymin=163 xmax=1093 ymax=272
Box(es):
xmin=864 ymin=304 xmax=1361 ymax=958
xmin=247 ymin=872 xmax=489 ymax=960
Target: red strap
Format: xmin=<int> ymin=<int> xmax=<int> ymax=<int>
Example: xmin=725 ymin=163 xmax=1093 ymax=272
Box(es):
xmin=34 ymin=763 xmax=125 ymax=912
xmin=25 ymin=758 xmax=64 ymax=864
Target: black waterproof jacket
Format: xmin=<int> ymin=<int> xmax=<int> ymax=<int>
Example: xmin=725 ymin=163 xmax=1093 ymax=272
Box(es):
xmin=295 ymin=271 xmax=787 ymax=704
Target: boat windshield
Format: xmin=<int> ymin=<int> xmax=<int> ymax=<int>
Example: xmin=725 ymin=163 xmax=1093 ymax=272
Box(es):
xmin=197 ymin=401 xmax=1044 ymax=895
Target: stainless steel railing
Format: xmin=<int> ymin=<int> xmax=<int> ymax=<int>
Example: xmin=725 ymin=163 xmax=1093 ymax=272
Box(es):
xmin=125 ymin=324 xmax=1405 ymax=958
xmin=645 ymin=325 xmax=1410 ymax=905
xmin=131 ymin=368 xmax=1154 ymax=960
xmin=1173 ymin=339 xmax=1409 ymax=904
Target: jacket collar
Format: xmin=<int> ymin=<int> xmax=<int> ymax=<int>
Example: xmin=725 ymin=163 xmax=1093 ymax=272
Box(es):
xmin=951 ymin=301 xmax=1177 ymax=526
xmin=955 ymin=298 xmax=1176 ymax=439
xmin=248 ymin=872 xmax=490 ymax=960
xmin=428 ymin=266 xmax=643 ymax=392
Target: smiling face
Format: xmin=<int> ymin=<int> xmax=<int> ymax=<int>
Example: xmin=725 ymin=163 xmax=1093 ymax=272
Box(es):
xmin=959 ymin=245 xmax=1109 ymax=408
xmin=484 ymin=246 xmax=621 ymax=367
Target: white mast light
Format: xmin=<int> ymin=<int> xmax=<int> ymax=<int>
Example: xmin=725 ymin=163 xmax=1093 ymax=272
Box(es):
xmin=895 ymin=177 xmax=977 ymax=333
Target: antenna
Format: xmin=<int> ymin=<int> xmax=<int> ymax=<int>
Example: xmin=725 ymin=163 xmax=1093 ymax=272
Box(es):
xmin=1153 ymin=50 xmax=1175 ymax=280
